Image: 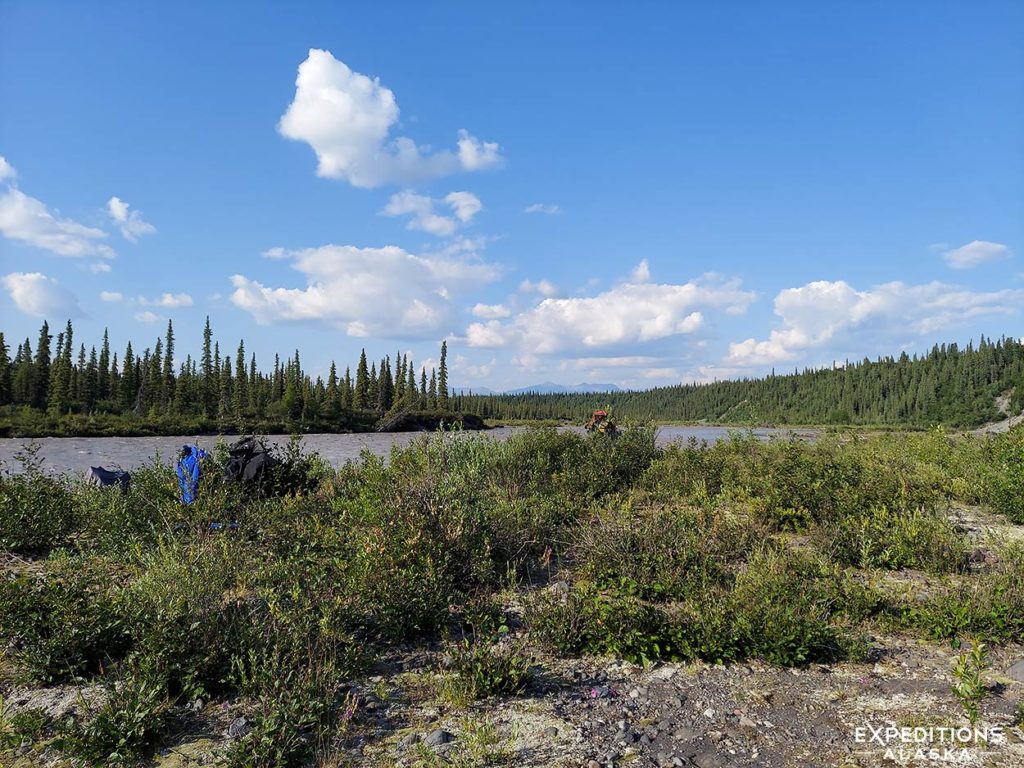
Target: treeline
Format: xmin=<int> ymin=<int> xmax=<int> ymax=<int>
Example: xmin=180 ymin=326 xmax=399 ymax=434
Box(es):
xmin=463 ymin=336 xmax=1024 ymax=428
xmin=0 ymin=318 xmax=464 ymax=431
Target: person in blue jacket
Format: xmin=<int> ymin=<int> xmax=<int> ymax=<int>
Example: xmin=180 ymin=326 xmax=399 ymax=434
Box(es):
xmin=176 ymin=445 xmax=207 ymax=505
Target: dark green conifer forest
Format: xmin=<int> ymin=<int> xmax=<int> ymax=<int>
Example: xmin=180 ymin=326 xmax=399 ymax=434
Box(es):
xmin=464 ymin=336 xmax=1024 ymax=428
xmin=0 ymin=317 xmax=1020 ymax=434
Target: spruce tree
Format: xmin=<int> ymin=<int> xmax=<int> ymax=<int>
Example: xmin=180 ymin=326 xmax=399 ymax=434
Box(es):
xmin=32 ymin=321 xmax=52 ymax=408
xmin=355 ymin=349 xmax=369 ymax=409
xmin=0 ymin=333 xmax=10 ymax=405
xmin=162 ymin=320 xmax=175 ymax=406
xmin=98 ymin=329 xmax=111 ymax=400
xmin=438 ymin=340 xmax=449 ymax=410
xmin=201 ymin=316 xmax=214 ymax=416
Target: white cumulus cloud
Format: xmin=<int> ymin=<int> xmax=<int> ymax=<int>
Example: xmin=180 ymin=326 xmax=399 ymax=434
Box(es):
xmin=465 ymin=274 xmax=755 ymax=355
xmin=107 ymin=196 xmax=156 ymax=242
xmin=100 ymin=291 xmax=123 ymax=302
xmin=3 ymin=272 xmax=83 ymax=318
xmin=230 ymin=243 xmax=501 ymax=338
xmin=89 ymin=262 xmax=112 ymax=273
xmin=382 ymin=190 xmax=482 ymax=236
xmin=135 ymin=310 xmax=161 ymax=323
xmin=727 ymin=279 xmax=1024 ymax=366
xmin=278 ymin=49 xmax=502 ymax=188
xmin=471 ymin=302 xmax=511 ymax=319
xmin=941 ymin=240 xmax=1012 ymax=269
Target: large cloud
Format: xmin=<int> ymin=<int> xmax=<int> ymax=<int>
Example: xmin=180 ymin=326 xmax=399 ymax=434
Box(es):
xmin=3 ymin=272 xmax=83 ymax=318
xmin=230 ymin=243 xmax=501 ymax=338
xmin=727 ymin=279 xmax=1024 ymax=366
xmin=463 ymin=273 xmax=756 ymax=355
xmin=0 ymin=184 xmax=114 ymax=259
xmin=278 ymin=49 xmax=502 ymax=188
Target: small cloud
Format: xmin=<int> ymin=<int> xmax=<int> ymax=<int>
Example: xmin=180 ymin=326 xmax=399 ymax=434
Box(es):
xmin=262 ymin=246 xmax=289 ymax=259
xmin=89 ymin=262 xmax=112 ymax=273
xmin=134 ymin=310 xmax=161 ymax=323
xmin=107 ymin=196 xmax=156 ymax=242
xmin=3 ymin=271 xmax=83 ymax=318
xmin=630 ymin=259 xmax=651 ymax=283
xmin=139 ymin=292 xmax=193 ymax=308
xmin=100 ymin=290 xmax=123 ymax=302
xmin=524 ymin=202 xmax=561 ymax=215
xmin=941 ymin=240 xmax=1011 ymax=269
xmin=0 ymin=156 xmax=15 ymax=182
xmin=382 ymin=190 xmax=482 ymax=236
xmin=520 ymin=278 xmax=558 ymax=297
xmin=471 ymin=302 xmax=511 ymax=319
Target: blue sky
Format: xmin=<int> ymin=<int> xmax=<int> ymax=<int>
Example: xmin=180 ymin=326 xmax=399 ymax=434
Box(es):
xmin=1 ymin=0 xmax=1022 ymax=390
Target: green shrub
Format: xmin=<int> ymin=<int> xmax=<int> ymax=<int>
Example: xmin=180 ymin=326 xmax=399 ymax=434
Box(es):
xmin=574 ymin=503 xmax=756 ymax=601
xmin=823 ymin=504 xmax=965 ymax=573
xmin=0 ymin=445 xmax=79 ymax=554
xmin=119 ymin=539 xmax=251 ymax=698
xmin=227 ymin=643 xmax=347 ymax=768
xmin=987 ymin=427 xmax=1024 ymax=523
xmin=58 ymin=662 xmax=174 ymax=765
xmin=898 ymin=545 xmax=1024 ymax=642
xmin=440 ymin=634 xmax=534 ymax=703
xmin=729 ymin=547 xmax=845 ymax=666
xmin=527 ymin=581 xmax=670 ymax=665
xmin=0 ymin=552 xmax=128 ymax=682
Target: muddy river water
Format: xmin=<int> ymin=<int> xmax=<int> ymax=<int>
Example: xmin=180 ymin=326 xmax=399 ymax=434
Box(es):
xmin=0 ymin=425 xmax=816 ymax=475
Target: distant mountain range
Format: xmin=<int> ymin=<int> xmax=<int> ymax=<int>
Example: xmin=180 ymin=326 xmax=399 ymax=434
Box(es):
xmin=454 ymin=382 xmax=622 ymax=396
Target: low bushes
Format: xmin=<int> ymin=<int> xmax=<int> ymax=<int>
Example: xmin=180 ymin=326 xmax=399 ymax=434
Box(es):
xmin=0 ymin=425 xmax=1021 ymax=762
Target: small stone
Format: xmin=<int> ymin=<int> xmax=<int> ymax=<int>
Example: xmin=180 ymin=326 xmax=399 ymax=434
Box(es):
xmin=543 ymin=726 xmax=558 ymax=738
xmin=738 ymin=716 xmax=757 ymax=729
xmin=398 ymin=733 xmax=420 ymax=750
xmin=227 ymin=716 xmax=252 ymax=739
xmin=588 ymin=761 xmax=601 ymax=768
xmin=693 ymin=751 xmax=725 ymax=768
xmin=640 ymin=734 xmax=652 ymax=745
xmin=629 ymin=688 xmax=641 ymax=699
xmin=673 ymin=726 xmax=698 ymax=741
xmin=423 ymin=729 xmax=455 ymax=747
xmin=703 ymin=708 xmax=716 ymax=719
xmin=652 ymin=666 xmax=677 ymax=680
xmin=656 ymin=752 xmax=675 ymax=768
xmin=1007 ymin=660 xmax=1024 ymax=683
xmin=617 ymin=720 xmax=628 ymax=731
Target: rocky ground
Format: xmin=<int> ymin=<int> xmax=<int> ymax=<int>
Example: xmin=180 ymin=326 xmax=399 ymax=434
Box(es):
xmin=6 ymin=633 xmax=1024 ymax=767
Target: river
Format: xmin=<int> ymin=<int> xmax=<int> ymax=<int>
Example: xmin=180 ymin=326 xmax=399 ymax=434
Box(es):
xmin=0 ymin=425 xmax=816 ymax=475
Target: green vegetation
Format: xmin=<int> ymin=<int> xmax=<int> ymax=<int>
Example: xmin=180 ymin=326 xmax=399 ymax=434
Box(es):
xmin=1 ymin=425 xmax=1022 ymax=764
xmin=951 ymin=641 xmax=990 ymax=724
xmin=0 ymin=319 xmax=472 ymax=436
xmin=466 ymin=335 xmax=1024 ymax=427
xmin=2 ymin=320 xmax=1022 ymax=437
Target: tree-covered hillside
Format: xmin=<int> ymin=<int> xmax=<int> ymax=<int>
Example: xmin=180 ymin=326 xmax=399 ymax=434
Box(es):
xmin=464 ymin=336 xmax=1024 ymax=428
